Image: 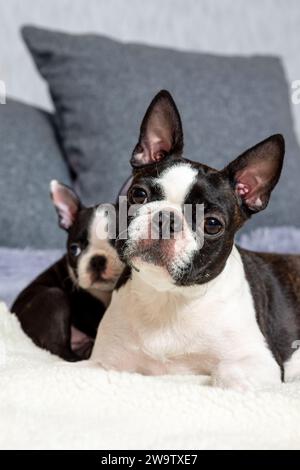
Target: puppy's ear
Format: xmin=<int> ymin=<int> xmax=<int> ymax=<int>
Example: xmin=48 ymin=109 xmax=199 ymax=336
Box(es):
xmin=50 ymin=180 xmax=82 ymax=230
xmin=131 ymin=90 xmax=184 ymax=168
xmin=224 ymin=134 xmax=284 ymax=213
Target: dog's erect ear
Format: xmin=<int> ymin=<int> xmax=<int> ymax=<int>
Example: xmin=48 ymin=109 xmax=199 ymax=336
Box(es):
xmin=131 ymin=90 xmax=184 ymax=168
xmin=50 ymin=180 xmax=82 ymax=230
xmin=224 ymin=134 xmax=285 ymax=213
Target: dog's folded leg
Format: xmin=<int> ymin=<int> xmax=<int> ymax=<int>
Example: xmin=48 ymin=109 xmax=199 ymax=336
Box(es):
xmin=13 ymin=286 xmax=80 ymax=362
xmin=71 ymin=326 xmax=94 ymax=359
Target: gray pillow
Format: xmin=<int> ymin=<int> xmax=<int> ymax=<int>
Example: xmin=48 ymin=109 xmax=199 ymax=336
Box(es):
xmin=22 ymin=26 xmax=300 ymax=232
xmin=0 ymin=98 xmax=72 ymax=248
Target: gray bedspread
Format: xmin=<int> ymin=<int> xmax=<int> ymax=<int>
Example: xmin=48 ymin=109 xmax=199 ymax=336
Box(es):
xmin=0 ymin=248 xmax=63 ymax=307
xmin=1 ymin=226 xmax=299 ymax=308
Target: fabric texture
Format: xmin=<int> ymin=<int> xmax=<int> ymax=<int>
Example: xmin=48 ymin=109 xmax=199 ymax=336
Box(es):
xmin=22 ymin=26 xmax=300 ymax=233
xmin=1 ymin=301 xmax=300 ymax=450
xmin=0 ymin=98 xmax=72 ymax=248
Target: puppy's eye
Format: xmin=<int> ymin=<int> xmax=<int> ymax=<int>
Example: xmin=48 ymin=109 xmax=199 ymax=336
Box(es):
xmin=69 ymin=243 xmax=82 ymax=257
xmin=204 ymin=217 xmax=223 ymax=236
xmin=130 ymin=187 xmax=148 ymax=204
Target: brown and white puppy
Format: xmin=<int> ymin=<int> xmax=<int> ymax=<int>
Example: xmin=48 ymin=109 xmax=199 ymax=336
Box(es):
xmin=12 ymin=181 xmax=124 ymax=361
xmin=91 ymin=90 xmax=300 ymax=390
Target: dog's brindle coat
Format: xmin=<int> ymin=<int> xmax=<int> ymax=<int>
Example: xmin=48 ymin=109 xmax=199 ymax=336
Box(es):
xmin=92 ymin=90 xmax=300 ymax=388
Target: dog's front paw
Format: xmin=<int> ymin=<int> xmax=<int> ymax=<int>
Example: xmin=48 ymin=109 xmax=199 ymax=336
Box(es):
xmin=212 ymin=357 xmax=281 ymax=392
xmin=212 ymin=362 xmax=255 ymax=392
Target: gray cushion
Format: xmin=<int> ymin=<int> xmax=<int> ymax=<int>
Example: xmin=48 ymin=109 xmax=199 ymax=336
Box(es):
xmin=23 ymin=26 xmax=300 ymax=232
xmin=0 ymin=98 xmax=72 ymax=248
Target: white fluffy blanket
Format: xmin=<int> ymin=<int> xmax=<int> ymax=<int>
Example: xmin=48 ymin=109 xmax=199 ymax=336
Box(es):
xmin=1 ymin=302 xmax=300 ymax=450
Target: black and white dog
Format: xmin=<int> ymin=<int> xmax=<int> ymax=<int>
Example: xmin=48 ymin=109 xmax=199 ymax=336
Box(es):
xmin=91 ymin=90 xmax=300 ymax=390
xmin=12 ymin=181 xmax=124 ymax=361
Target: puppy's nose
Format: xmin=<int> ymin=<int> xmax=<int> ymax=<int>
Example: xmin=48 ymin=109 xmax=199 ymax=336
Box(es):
xmin=90 ymin=255 xmax=107 ymax=272
xmin=157 ymin=210 xmax=182 ymax=238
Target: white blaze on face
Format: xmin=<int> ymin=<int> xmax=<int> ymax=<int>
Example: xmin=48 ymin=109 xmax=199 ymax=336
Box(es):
xmin=159 ymin=164 xmax=200 ymax=276
xmin=77 ymin=208 xmax=123 ymax=292
xmin=158 ymin=164 xmax=198 ymax=205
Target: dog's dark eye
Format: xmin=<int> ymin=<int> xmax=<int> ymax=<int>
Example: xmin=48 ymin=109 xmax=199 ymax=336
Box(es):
xmin=70 ymin=243 xmax=82 ymax=257
xmin=130 ymin=187 xmax=148 ymax=204
xmin=204 ymin=217 xmax=223 ymax=236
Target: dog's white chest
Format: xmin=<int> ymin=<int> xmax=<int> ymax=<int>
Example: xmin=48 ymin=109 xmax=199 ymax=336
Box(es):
xmin=92 ymin=292 xmax=217 ymax=375
xmin=124 ymin=297 xmax=218 ymax=375
xmin=91 ymin=247 xmax=274 ymax=377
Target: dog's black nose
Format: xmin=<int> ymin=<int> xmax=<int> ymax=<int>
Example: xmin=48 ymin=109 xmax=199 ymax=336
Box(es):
xmin=90 ymin=255 xmax=107 ymax=273
xmin=157 ymin=210 xmax=182 ymax=238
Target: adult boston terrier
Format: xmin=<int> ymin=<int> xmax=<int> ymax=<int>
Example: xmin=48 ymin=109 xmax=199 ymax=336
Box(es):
xmin=92 ymin=90 xmax=300 ymax=390
xmin=12 ymin=181 xmax=124 ymax=361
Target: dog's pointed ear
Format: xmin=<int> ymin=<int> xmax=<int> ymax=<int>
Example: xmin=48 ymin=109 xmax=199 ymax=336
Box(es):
xmin=50 ymin=180 xmax=82 ymax=230
xmin=224 ymin=134 xmax=285 ymax=213
xmin=131 ymin=90 xmax=184 ymax=168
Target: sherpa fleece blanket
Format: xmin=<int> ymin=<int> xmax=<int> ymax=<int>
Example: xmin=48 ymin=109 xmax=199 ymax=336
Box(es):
xmin=1 ymin=226 xmax=300 ymax=449
xmin=1 ymin=302 xmax=300 ymax=450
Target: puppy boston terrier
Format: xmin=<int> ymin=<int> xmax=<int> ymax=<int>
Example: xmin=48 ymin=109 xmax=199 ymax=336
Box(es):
xmin=12 ymin=181 xmax=124 ymax=361
xmin=92 ymin=90 xmax=300 ymax=390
